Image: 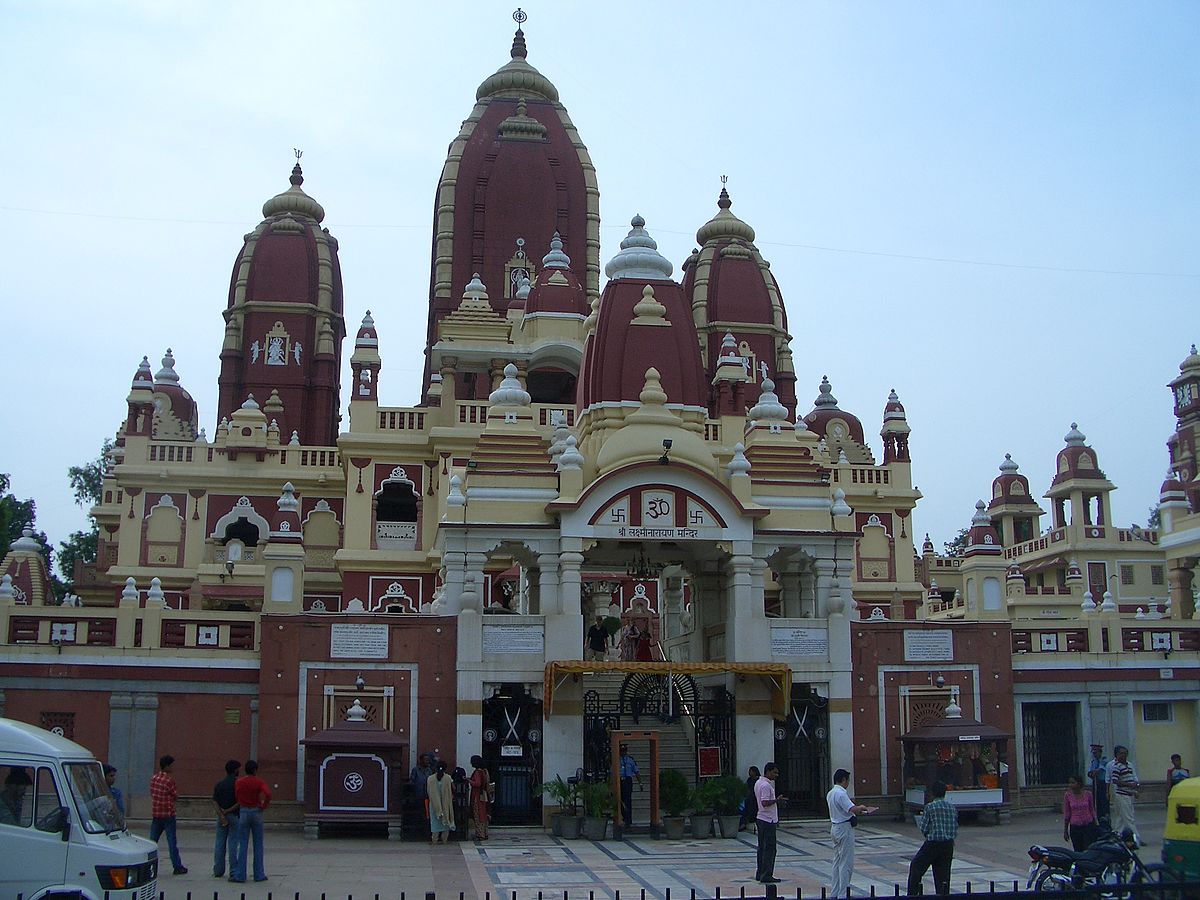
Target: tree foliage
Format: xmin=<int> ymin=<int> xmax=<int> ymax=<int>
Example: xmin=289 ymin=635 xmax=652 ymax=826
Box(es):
xmin=1147 ymin=505 xmax=1161 ymax=529
xmin=943 ymin=527 xmax=971 ymax=557
xmin=0 ymin=473 xmax=49 ymax=563
xmin=58 ymin=440 xmax=111 ymax=585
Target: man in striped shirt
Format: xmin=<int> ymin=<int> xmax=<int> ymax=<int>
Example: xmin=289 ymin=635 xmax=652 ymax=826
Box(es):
xmin=1107 ymin=745 xmax=1141 ymax=846
xmin=906 ymin=781 xmax=958 ymax=895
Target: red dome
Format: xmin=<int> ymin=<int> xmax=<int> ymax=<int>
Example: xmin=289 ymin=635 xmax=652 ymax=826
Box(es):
xmin=578 ymin=278 xmax=706 ymax=411
xmin=682 ymin=188 xmax=796 ymax=415
xmin=989 ymin=454 xmax=1039 ymax=510
xmin=803 ymin=377 xmax=866 ymax=445
xmin=524 ymin=233 xmax=586 ymax=315
xmin=1051 ymin=423 xmax=1107 ymax=485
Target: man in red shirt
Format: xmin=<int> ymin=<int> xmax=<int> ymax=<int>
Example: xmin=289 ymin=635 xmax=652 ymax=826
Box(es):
xmin=229 ymin=759 xmax=272 ymax=883
xmin=149 ymin=754 xmax=187 ymax=874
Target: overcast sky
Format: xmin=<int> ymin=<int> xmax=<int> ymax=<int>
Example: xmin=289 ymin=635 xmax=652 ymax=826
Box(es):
xmin=2 ymin=1 xmax=1196 ymax=562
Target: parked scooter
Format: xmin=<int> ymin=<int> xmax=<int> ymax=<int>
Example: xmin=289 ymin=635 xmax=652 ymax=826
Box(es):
xmin=1027 ymin=828 xmax=1182 ymax=894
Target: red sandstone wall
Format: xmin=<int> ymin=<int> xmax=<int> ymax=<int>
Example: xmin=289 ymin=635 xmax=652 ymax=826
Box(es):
xmin=849 ymin=621 xmax=1015 ymax=797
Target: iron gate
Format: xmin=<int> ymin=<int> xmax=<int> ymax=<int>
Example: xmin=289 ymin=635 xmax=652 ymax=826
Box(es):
xmin=481 ymin=683 xmax=543 ymax=825
xmin=773 ymin=685 xmax=830 ymax=816
xmin=1021 ymin=701 xmax=1079 ymax=786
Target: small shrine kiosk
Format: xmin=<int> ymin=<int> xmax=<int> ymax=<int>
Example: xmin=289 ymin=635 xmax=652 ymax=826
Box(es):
xmin=899 ymin=696 xmax=1013 ymax=823
xmin=300 ymin=698 xmax=409 ymax=839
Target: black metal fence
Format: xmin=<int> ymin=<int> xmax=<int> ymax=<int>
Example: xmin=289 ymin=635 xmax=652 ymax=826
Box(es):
xmin=104 ymin=878 xmax=1200 ymax=900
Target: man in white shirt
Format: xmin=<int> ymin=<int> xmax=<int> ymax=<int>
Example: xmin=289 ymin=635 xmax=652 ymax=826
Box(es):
xmin=827 ymin=768 xmax=878 ymax=897
xmin=1107 ymin=745 xmax=1141 ymax=846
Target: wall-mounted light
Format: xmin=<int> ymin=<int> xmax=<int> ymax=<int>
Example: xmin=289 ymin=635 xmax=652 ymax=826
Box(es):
xmin=932 ymin=672 xmax=945 ymax=689
xmin=220 ymin=559 xmax=235 ymax=582
xmin=355 ymin=673 xmax=366 ymax=691
xmin=659 ymin=439 xmax=673 ymax=466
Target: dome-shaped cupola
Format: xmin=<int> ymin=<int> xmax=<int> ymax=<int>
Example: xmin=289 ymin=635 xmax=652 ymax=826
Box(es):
xmin=476 ymin=23 xmax=560 ymax=102
xmin=604 ymin=215 xmax=674 ymax=281
xmin=150 ymin=348 xmax=198 ymax=440
xmin=261 ymin=162 xmax=326 ymax=222
xmin=682 ymin=185 xmax=795 ymax=417
xmin=803 ymin=377 xmax=872 ymax=464
xmin=963 ymin=500 xmax=1002 ymax=556
xmin=219 ymin=160 xmax=345 ymax=445
xmin=989 ymin=453 xmax=1039 ymax=510
xmin=524 ymin=232 xmax=586 ymax=315
xmin=880 ymin=388 xmax=911 ymax=463
xmin=577 ymin=265 xmax=706 ymax=414
xmin=423 ymin=19 xmax=597 ymax=401
xmin=1050 ymin=422 xmax=1109 ymax=486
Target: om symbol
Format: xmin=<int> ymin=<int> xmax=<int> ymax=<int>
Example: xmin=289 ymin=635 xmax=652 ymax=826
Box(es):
xmin=646 ymin=498 xmax=671 ymax=520
xmin=343 ymin=772 xmax=364 ymax=793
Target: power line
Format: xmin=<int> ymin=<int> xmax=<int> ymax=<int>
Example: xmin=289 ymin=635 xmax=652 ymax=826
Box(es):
xmin=3 ymin=204 xmax=1195 ymax=279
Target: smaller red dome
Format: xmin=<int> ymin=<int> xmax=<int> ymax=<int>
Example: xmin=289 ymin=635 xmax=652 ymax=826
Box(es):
xmin=524 ymin=233 xmax=586 ymax=315
xmin=803 ymin=377 xmax=870 ymax=463
xmin=1051 ymin=423 xmax=1107 ymax=485
xmin=151 ymin=349 xmax=198 ymax=440
xmin=989 ymin=453 xmax=1039 ymax=510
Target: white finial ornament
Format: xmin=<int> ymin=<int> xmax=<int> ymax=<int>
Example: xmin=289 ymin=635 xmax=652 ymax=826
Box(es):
xmin=489 ymin=363 xmax=531 ymax=407
xmin=604 ymin=214 xmax=674 ymax=280
xmin=447 ymin=475 xmax=465 ymax=507
xmin=558 ymin=435 xmax=584 ymax=470
xmin=727 ymin=442 xmax=751 ymax=477
xmin=542 ymin=231 xmax=571 ymax=269
xmin=748 ymin=377 xmax=788 ymax=424
xmin=154 ymin=348 xmax=180 ymax=385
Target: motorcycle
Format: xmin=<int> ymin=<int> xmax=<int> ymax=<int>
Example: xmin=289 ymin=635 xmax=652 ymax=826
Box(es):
xmin=1027 ymin=829 xmax=1185 ymax=896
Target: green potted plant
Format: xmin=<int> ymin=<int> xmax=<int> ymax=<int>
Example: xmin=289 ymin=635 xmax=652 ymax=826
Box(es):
xmin=659 ymin=768 xmax=690 ymax=840
xmin=538 ymin=775 xmax=582 ymax=839
xmin=688 ymin=780 xmax=717 ymax=838
xmin=578 ymin=780 xmax=615 ymax=840
xmin=709 ymin=773 xmax=748 ymax=838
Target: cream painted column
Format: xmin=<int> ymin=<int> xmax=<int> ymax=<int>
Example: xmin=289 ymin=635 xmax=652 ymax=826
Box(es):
xmin=779 ymin=566 xmax=802 ymax=619
xmin=559 ymin=549 xmax=584 ymax=618
xmin=822 ymin=561 xmax=855 ymax=780
xmin=537 ymin=552 xmax=560 ymax=617
xmin=463 ymin=552 xmax=488 ymax=612
xmin=441 ymin=551 xmax=465 ymax=615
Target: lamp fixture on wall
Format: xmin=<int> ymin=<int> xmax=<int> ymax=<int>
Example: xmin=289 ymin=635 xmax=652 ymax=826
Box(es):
xmin=659 ymin=439 xmax=672 ymax=466
xmin=219 ymin=560 xmax=235 ymax=582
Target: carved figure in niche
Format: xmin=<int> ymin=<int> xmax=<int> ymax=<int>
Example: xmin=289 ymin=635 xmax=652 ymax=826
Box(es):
xmin=759 ymin=361 xmax=769 ymax=381
xmin=293 ymin=341 xmax=302 ymax=365
xmin=267 ymin=336 xmax=287 ymax=365
xmin=250 ymin=340 xmax=261 ymax=364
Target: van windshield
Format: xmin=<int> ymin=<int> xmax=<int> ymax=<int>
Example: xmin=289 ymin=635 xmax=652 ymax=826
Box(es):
xmin=65 ymin=762 xmax=124 ymax=834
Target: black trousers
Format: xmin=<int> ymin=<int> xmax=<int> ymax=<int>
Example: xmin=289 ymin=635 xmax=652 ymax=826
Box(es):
xmin=755 ymin=819 xmax=778 ymax=881
xmin=907 ymin=838 xmax=954 ymax=895
xmin=620 ymin=777 xmax=633 ymax=825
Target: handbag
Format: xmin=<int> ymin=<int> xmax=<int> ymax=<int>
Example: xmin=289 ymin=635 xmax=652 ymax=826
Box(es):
xmin=848 ymin=814 xmax=859 ymax=828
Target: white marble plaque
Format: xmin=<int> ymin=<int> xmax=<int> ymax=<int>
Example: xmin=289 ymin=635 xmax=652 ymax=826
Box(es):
xmin=903 ymin=629 xmax=954 ymax=662
xmin=483 ymin=623 xmax=544 ymax=654
xmin=330 ymin=623 xmax=389 ymax=659
xmin=771 ymin=626 xmax=828 ymax=658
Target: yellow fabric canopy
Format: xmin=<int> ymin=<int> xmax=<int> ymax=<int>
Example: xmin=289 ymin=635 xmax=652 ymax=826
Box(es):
xmin=543 ymin=660 xmax=792 ymax=719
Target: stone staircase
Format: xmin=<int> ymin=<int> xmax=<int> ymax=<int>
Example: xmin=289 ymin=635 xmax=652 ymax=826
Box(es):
xmin=583 ymin=672 xmax=697 ymax=825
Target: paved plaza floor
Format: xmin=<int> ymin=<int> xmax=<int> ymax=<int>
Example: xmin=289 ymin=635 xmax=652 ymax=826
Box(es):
xmin=145 ymin=805 xmax=1167 ymax=899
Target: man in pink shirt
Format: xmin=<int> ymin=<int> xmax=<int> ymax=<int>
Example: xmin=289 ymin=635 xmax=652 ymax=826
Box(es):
xmin=754 ymin=762 xmax=786 ymax=884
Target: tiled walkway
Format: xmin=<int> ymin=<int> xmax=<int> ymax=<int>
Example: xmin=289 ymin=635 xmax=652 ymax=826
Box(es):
xmin=148 ymin=805 xmax=1166 ymax=899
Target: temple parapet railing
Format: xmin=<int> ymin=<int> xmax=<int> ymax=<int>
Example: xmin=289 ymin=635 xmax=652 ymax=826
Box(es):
xmin=0 ymin=603 xmax=261 ymax=653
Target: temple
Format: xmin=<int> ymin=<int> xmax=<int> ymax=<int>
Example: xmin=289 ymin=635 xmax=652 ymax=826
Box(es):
xmin=1 ymin=18 xmax=1196 ymax=828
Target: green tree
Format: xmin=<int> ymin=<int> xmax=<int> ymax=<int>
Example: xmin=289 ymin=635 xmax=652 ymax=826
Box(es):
xmin=1147 ymin=505 xmax=1161 ymax=530
xmin=58 ymin=440 xmax=111 ymax=586
xmin=0 ymin=474 xmax=56 ymax=595
xmin=943 ymin=527 xmax=970 ymax=557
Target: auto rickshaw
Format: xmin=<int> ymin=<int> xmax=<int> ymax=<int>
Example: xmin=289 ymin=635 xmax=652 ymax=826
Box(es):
xmin=1163 ymin=776 xmax=1200 ymax=879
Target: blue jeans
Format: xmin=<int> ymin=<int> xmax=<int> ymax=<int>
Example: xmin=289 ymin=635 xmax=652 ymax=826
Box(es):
xmin=213 ymin=811 xmax=240 ymax=876
xmin=231 ymin=807 xmax=266 ymax=882
xmin=150 ymin=816 xmax=185 ymax=871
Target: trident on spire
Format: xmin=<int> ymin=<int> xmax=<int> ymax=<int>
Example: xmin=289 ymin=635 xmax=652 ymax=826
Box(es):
xmin=720 ymin=174 xmax=728 ymax=186
xmin=294 ymin=148 xmax=303 ymax=162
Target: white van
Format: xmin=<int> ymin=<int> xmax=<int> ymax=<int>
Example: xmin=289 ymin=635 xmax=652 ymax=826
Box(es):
xmin=0 ymin=718 xmax=157 ymax=900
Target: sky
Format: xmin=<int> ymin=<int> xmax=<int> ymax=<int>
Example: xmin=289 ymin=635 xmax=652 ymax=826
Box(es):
xmin=2 ymin=0 xmax=1196 ymax=565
